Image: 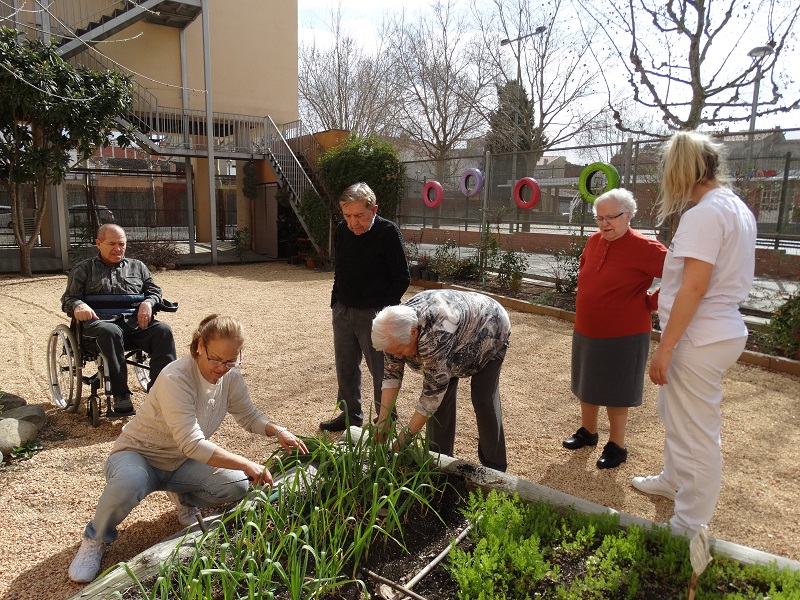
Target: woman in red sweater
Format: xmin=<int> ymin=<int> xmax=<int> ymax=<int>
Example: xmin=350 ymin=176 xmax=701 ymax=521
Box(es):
xmin=563 ymin=188 xmax=667 ymax=468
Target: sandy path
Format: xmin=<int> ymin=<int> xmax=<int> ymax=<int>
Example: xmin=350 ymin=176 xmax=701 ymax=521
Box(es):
xmin=0 ymin=262 xmax=798 ymax=600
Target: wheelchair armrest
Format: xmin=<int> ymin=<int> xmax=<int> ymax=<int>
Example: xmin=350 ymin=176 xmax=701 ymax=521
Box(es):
xmin=153 ymin=299 xmax=179 ymax=313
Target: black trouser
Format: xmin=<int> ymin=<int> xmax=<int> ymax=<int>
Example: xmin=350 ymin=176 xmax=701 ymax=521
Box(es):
xmin=427 ymin=347 xmax=508 ymax=472
xmin=81 ymin=318 xmax=176 ymax=395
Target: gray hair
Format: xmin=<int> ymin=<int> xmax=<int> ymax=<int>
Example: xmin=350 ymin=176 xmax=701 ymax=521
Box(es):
xmin=372 ymin=305 xmax=417 ymax=351
xmin=339 ymin=182 xmax=377 ymax=209
xmin=593 ymin=188 xmax=637 ymax=218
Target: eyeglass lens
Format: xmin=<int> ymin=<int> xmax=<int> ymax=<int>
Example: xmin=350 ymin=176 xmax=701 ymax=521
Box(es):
xmin=595 ymin=212 xmax=624 ymax=223
xmin=205 ymin=349 xmax=242 ymax=368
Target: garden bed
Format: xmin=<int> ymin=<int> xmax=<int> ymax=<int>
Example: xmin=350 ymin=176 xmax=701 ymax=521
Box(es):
xmin=70 ymin=430 xmax=800 ymax=600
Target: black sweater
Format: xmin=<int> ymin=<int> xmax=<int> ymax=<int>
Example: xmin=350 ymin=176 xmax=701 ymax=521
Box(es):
xmin=330 ymin=215 xmax=410 ymax=309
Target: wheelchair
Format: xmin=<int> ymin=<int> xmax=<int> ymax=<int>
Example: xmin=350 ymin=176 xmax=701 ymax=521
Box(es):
xmin=46 ymin=294 xmax=178 ymax=427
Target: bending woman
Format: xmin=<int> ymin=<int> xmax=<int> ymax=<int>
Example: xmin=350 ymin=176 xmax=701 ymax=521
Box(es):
xmin=69 ymin=314 xmax=308 ymax=583
xmin=632 ymin=131 xmax=756 ymax=534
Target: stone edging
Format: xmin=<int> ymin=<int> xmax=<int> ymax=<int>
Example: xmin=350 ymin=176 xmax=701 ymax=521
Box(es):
xmin=432 ymin=453 xmax=800 ymax=573
xmin=412 ymin=279 xmax=800 ymax=378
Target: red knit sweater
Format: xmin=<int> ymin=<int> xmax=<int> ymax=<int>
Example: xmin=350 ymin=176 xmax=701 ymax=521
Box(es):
xmin=573 ymin=228 xmax=667 ymax=338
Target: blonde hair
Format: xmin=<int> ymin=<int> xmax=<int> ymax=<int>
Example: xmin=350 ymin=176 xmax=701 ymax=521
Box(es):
xmin=656 ymin=131 xmax=728 ymax=225
xmin=189 ymin=315 xmax=245 ymax=355
xmin=339 ymin=182 xmax=377 ymax=209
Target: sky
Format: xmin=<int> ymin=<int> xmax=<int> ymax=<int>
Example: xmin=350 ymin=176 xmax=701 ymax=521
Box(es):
xmin=297 ymin=0 xmax=800 ymax=136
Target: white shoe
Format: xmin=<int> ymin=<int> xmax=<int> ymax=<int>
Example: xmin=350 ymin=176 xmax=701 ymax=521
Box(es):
xmin=166 ymin=492 xmax=202 ymax=527
xmin=631 ymin=474 xmax=677 ymax=500
xmin=68 ymin=537 xmax=105 ymax=583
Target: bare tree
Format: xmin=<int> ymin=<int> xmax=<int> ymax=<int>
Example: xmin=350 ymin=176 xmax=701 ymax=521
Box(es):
xmin=473 ymin=0 xmax=609 ymax=166
xmin=586 ymin=0 xmax=800 ymax=133
xmin=386 ymin=0 xmax=495 ymax=171
xmin=298 ymin=4 xmax=399 ymax=136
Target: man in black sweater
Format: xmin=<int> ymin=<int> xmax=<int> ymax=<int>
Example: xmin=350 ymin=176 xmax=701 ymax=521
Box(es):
xmin=320 ymin=182 xmax=410 ymax=432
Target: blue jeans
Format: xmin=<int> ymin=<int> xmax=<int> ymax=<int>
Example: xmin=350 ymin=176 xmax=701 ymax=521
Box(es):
xmin=84 ymin=451 xmax=249 ymax=544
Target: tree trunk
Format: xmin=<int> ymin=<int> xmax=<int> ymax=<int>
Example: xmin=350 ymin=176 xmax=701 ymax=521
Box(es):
xmin=18 ymin=245 xmax=33 ymax=278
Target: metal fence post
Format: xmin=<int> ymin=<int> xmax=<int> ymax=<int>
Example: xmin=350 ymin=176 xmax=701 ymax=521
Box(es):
xmin=775 ymin=152 xmax=792 ymax=251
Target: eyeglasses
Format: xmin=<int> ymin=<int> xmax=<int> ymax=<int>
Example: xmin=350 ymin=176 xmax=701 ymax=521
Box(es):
xmin=595 ymin=212 xmax=625 ymax=224
xmin=205 ymin=348 xmax=242 ymax=369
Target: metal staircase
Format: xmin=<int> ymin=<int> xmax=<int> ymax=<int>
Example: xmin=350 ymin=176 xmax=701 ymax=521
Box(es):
xmin=22 ymin=0 xmax=332 ymax=252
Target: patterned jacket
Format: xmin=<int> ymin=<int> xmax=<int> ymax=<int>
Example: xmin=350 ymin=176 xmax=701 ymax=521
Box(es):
xmin=383 ymin=289 xmax=511 ymax=416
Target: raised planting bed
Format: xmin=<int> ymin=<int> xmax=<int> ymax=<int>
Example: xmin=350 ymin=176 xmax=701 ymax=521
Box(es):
xmin=69 ymin=428 xmax=800 ymax=600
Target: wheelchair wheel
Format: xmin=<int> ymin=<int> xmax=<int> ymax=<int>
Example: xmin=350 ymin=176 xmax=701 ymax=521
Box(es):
xmin=47 ymin=324 xmax=82 ymax=413
xmin=87 ymin=394 xmax=100 ymax=427
xmin=132 ymin=350 xmax=151 ymax=391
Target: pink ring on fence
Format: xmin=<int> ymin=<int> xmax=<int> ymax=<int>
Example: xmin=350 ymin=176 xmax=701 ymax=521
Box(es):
xmin=423 ymin=181 xmax=444 ymax=208
xmin=513 ymin=177 xmax=541 ymax=209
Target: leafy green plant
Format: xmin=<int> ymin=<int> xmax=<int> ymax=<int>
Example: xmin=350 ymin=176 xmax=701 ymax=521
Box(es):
xmin=231 ymin=227 xmax=251 ymax=262
xmin=242 ymin=160 xmax=258 ymax=200
xmin=299 ymin=188 xmax=332 ymax=261
xmin=6 ymin=439 xmax=43 ymax=462
xmin=470 ymin=228 xmax=502 ymax=286
xmin=764 ymin=293 xmax=800 ymax=359
xmin=403 ymin=232 xmax=421 ymax=265
xmin=496 ymin=248 xmax=527 ymax=293
xmin=432 ymin=238 xmax=460 ymax=278
xmin=449 ymin=490 xmax=800 ymax=599
xmin=548 ymin=237 xmax=586 ymax=294
xmin=121 ymin=427 xmax=450 ymax=598
xmin=317 ymin=135 xmax=405 ymax=220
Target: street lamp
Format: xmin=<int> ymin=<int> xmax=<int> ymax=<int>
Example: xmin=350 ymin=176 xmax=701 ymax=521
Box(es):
xmin=500 ymin=26 xmax=546 ymax=231
xmin=500 ymin=25 xmax=547 ymax=135
xmin=743 ymin=44 xmax=774 ymax=178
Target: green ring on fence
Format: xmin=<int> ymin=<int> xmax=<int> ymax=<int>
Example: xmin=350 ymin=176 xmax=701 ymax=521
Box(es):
xmin=578 ymin=162 xmax=620 ymax=203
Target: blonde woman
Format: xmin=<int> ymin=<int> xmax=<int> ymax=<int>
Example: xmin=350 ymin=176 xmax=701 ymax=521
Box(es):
xmin=632 ymin=132 xmax=756 ymax=534
xmin=69 ymin=315 xmax=308 ymax=584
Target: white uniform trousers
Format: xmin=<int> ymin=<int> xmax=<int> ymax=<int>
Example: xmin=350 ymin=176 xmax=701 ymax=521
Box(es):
xmin=657 ymin=334 xmax=746 ymax=532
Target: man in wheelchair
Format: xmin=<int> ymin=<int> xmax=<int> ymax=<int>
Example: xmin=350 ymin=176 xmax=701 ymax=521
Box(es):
xmin=61 ymin=224 xmax=177 ymax=415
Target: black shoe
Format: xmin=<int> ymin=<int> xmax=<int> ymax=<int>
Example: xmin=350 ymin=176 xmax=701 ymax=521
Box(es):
xmin=373 ymin=414 xmax=398 ymax=424
xmin=319 ymin=412 xmax=363 ymax=432
xmin=562 ymin=427 xmax=599 ymax=450
xmin=596 ymin=441 xmax=628 ymax=469
xmin=112 ymin=393 xmax=134 ymax=415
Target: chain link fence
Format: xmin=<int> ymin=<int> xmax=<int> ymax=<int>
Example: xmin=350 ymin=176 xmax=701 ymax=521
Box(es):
xmin=398 ymin=129 xmax=800 ymax=255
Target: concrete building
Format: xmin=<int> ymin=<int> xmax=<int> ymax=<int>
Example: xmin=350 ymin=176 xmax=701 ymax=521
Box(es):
xmin=1 ymin=0 xmax=334 ymax=271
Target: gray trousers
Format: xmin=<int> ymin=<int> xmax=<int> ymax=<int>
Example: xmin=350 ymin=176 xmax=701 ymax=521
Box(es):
xmin=427 ymin=347 xmax=508 ymax=472
xmin=86 ymin=451 xmax=247 ymax=544
xmin=331 ymin=302 xmax=384 ymax=421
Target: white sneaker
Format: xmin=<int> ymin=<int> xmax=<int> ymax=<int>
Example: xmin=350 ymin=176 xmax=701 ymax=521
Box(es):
xmin=166 ymin=492 xmax=202 ymax=527
xmin=631 ymin=474 xmax=677 ymax=500
xmin=68 ymin=537 xmax=105 ymax=583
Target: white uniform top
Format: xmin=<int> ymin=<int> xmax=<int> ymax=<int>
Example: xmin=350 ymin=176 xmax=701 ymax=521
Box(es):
xmin=658 ymin=187 xmax=757 ymax=347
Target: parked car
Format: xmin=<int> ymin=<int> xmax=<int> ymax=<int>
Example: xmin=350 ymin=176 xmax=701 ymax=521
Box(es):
xmin=69 ymin=204 xmax=115 ymax=228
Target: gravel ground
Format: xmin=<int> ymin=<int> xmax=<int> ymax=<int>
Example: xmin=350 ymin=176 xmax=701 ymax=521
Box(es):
xmin=0 ymin=262 xmax=798 ymax=600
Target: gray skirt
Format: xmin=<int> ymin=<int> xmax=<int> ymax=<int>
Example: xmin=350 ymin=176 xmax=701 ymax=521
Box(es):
xmin=571 ymin=331 xmax=650 ymax=408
